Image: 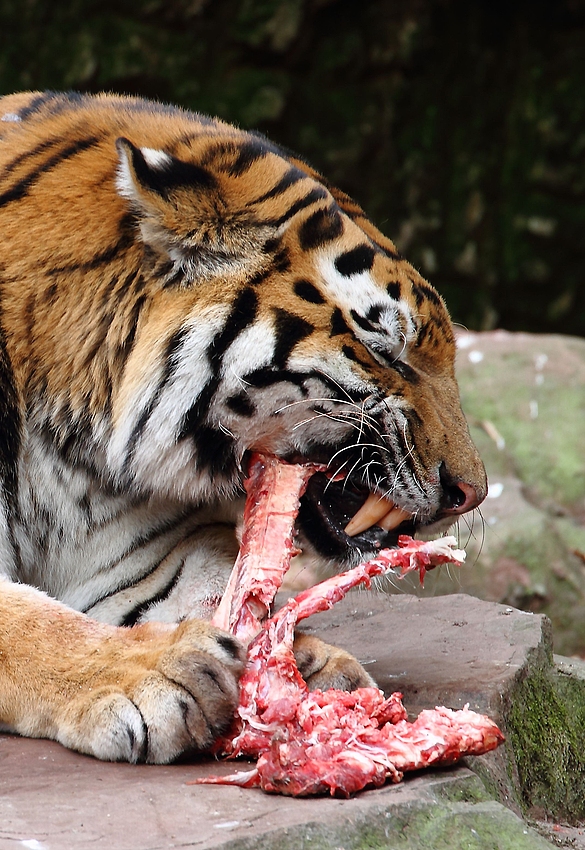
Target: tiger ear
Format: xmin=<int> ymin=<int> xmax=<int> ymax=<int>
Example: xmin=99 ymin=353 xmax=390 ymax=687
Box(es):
xmin=115 ymin=137 xmax=216 ymax=207
xmin=115 ymin=138 xmax=270 ymax=279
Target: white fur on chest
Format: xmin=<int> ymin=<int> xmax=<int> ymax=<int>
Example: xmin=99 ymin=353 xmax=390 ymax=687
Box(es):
xmin=11 ymin=432 xmax=241 ymax=624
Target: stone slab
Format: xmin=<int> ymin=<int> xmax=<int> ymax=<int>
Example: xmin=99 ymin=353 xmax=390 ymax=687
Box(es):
xmin=0 ymin=594 xmax=554 ymax=849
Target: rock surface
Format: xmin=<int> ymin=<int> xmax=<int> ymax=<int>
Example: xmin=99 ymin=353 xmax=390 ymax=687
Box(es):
xmin=393 ymin=331 xmax=585 ymax=658
xmin=0 ymin=592 xmax=569 ymax=850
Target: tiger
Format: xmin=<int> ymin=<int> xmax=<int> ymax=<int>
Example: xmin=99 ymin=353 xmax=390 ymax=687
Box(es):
xmin=0 ymin=91 xmax=486 ymax=764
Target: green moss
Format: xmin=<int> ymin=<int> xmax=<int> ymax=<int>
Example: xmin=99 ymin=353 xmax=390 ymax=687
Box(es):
xmin=506 ymin=663 xmax=585 ymax=821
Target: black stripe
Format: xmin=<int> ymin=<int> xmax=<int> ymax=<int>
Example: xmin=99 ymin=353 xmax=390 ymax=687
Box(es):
xmin=369 ymin=237 xmax=401 ymax=261
xmin=272 ymin=309 xmax=314 ymax=368
xmin=294 ymin=279 xmax=325 ymax=304
xmin=226 ymin=393 xmax=255 ymax=417
xmin=342 ymin=344 xmax=373 ymax=370
xmin=244 ymin=366 xmax=372 ymax=403
xmin=177 ymin=287 xmax=259 ymax=442
xmin=247 ymin=167 xmax=307 ymax=205
xmin=386 ymin=281 xmax=401 ymax=300
xmin=386 ymin=358 xmax=419 ymax=384
xmin=0 ymin=136 xmax=100 ymax=207
xmin=0 ymin=319 xmax=21 ymax=531
xmin=298 ymin=205 xmax=344 ymax=251
xmin=367 ymin=304 xmax=383 ymax=323
xmin=0 ymin=136 xmax=102 ymax=209
xmin=114 ymin=293 xmax=147 ymax=369
xmin=334 ymin=245 xmax=376 ymax=277
xmin=224 ymin=139 xmax=271 ymax=176
xmin=191 ymin=425 xmax=237 ymax=478
xmin=14 ymin=92 xmax=59 ymax=120
xmin=411 ymin=279 xmax=443 ymax=308
xmin=350 ymin=309 xmax=376 ymax=333
xmin=267 ymin=187 xmax=328 ymax=228
xmin=120 ymin=560 xmax=186 ymax=627
xmin=0 ymin=137 xmax=63 ymax=179
xmin=122 ymin=327 xmax=190 ymax=474
xmin=330 ymin=308 xmax=352 ymax=337
xmin=45 ymin=214 xmax=136 ymax=275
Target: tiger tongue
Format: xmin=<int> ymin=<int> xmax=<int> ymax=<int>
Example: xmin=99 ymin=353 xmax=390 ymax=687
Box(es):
xmin=344 ymin=492 xmax=412 ymax=537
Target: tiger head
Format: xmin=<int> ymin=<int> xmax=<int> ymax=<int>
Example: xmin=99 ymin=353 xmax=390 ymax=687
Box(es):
xmin=0 ymin=92 xmax=486 ymax=566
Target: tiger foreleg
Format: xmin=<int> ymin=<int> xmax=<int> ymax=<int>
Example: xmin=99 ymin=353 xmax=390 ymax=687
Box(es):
xmin=0 ymin=579 xmax=245 ymax=763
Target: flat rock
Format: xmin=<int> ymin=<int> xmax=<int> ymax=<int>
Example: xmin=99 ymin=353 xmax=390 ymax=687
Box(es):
xmin=0 ymin=594 xmax=556 ymax=850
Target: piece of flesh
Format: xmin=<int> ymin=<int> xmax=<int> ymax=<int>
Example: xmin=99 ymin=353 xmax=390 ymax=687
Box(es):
xmin=192 ymin=453 xmax=504 ymax=796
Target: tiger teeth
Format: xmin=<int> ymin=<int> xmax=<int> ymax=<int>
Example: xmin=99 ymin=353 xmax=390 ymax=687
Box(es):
xmin=344 ymin=492 xmax=397 ymax=537
xmin=377 ymin=506 xmax=412 ymax=531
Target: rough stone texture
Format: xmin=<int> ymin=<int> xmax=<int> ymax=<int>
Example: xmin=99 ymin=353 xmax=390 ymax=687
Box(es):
xmin=0 ymin=593 xmax=564 ymax=849
xmin=395 ymin=330 xmax=585 ymax=658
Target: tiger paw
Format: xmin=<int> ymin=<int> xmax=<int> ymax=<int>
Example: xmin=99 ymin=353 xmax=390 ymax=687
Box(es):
xmin=52 ymin=619 xmax=245 ymax=763
xmin=293 ymin=632 xmax=376 ymax=692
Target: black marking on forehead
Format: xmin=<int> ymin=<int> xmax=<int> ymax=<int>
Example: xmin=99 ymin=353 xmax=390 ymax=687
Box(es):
xmin=334 ymin=245 xmax=376 ymax=277
xmin=386 ymin=281 xmax=401 ymax=300
xmin=249 ymin=167 xmax=307 ymax=205
xmin=298 ymin=205 xmax=344 ymax=251
xmin=269 ymin=187 xmax=328 ymax=228
xmin=330 ymin=308 xmax=352 ymax=337
xmin=200 ymin=138 xmax=271 ymax=176
xmin=294 ymin=280 xmax=325 ymax=304
xmin=225 ymin=139 xmax=272 ymax=176
xmin=272 ymin=309 xmax=314 ymax=368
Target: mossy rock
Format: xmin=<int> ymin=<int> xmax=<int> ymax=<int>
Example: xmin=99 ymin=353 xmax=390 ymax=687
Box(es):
xmin=393 ymin=331 xmax=585 ymax=657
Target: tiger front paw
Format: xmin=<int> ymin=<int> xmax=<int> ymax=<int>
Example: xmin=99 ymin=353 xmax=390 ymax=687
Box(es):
xmin=293 ymin=632 xmax=376 ymax=691
xmin=54 ymin=619 xmax=245 ymax=764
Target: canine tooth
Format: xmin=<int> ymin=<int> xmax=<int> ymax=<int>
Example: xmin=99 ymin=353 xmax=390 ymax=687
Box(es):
xmin=378 ymin=506 xmax=412 ymax=531
xmin=344 ymin=493 xmax=395 ymax=537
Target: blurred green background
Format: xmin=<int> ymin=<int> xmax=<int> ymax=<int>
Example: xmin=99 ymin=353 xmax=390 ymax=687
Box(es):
xmin=1 ymin=0 xmax=585 ymax=335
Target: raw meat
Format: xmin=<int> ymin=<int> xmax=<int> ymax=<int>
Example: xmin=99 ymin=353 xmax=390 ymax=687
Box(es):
xmin=193 ymin=453 xmax=504 ymax=796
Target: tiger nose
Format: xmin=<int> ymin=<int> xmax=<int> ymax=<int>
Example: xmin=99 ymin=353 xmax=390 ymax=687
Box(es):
xmin=438 ymin=464 xmax=486 ymax=517
xmin=441 ymin=480 xmax=484 ymax=516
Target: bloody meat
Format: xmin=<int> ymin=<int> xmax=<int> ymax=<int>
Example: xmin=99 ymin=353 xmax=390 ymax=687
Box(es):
xmin=193 ymin=453 xmax=504 ymax=796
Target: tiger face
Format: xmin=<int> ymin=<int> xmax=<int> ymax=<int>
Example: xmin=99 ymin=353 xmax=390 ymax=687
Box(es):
xmin=0 ymin=91 xmax=486 ymax=575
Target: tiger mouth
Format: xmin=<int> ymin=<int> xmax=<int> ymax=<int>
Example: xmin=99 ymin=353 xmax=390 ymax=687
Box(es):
xmin=297 ymin=470 xmax=416 ymax=562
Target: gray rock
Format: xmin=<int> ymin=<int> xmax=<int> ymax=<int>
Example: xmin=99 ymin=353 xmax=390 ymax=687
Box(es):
xmin=0 ymin=593 xmax=560 ymax=849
